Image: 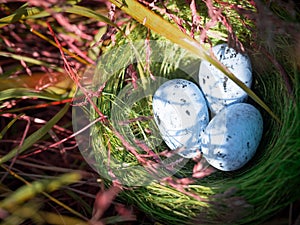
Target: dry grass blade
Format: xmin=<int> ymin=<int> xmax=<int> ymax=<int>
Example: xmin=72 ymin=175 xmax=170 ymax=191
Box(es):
xmin=109 ymin=0 xmax=281 ymax=123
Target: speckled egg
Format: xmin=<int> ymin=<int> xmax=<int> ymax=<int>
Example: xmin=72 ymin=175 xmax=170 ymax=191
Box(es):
xmin=152 ymin=79 xmax=209 ymax=158
xmin=199 ymin=43 xmax=252 ymax=115
xmin=201 ymin=103 xmax=263 ymax=171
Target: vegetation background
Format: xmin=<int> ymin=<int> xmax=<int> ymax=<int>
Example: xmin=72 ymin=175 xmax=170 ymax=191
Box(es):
xmin=0 ymin=0 xmax=299 ymax=225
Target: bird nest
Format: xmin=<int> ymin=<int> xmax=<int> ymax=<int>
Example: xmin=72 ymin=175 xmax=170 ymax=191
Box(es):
xmin=72 ymin=1 xmax=300 ymax=224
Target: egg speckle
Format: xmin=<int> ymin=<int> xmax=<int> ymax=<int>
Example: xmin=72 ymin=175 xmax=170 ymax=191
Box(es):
xmin=199 ymin=43 xmax=252 ymax=115
xmin=152 ymin=79 xmax=209 ymax=158
xmin=201 ymin=103 xmax=263 ymax=171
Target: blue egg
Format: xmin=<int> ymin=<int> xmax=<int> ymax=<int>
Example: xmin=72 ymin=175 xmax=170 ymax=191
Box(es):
xmin=201 ymin=103 xmax=263 ymax=171
xmin=199 ymin=43 xmax=252 ymax=115
xmin=152 ymin=79 xmax=209 ymax=158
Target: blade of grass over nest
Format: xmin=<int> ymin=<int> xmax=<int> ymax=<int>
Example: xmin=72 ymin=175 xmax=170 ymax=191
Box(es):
xmin=109 ymin=0 xmax=281 ymax=123
xmin=0 ymin=103 xmax=69 ymax=164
